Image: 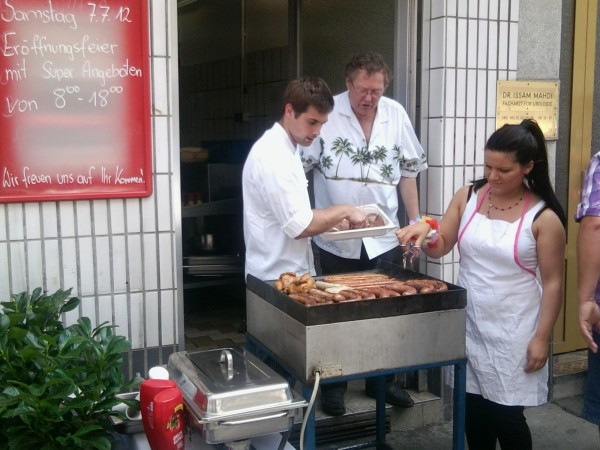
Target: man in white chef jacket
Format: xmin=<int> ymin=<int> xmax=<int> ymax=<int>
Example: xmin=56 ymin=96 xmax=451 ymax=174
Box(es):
xmin=301 ymin=53 xmax=427 ymax=415
xmin=242 ymin=75 xmax=367 ymax=282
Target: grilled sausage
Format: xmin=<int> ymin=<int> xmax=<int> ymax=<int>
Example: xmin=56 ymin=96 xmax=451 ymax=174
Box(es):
xmin=378 ymin=288 xmax=401 ymax=298
xmin=432 ymin=280 xmax=449 ymax=292
xmin=401 ymin=286 xmax=418 ymax=296
xmin=337 ymin=290 xmax=363 ymax=301
xmin=384 ymin=282 xmax=418 ymax=296
xmin=354 ymin=289 xmax=377 ymax=300
xmin=308 ymin=289 xmax=335 ymax=303
xmin=323 ymin=274 xmax=391 ymax=285
xmin=289 ymin=293 xmax=318 ymax=306
xmin=403 ymin=279 xmax=449 ymax=294
xmin=358 ymin=286 xmax=386 ymax=298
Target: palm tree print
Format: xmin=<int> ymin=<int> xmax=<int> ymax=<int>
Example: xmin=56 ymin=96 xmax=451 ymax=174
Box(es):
xmin=371 ymin=145 xmax=387 ymax=163
xmin=331 ymin=137 xmax=354 ymax=178
xmin=366 ymin=145 xmax=387 ymax=181
xmin=321 ymin=155 xmax=333 ymax=171
xmin=350 ymin=146 xmax=372 ymax=181
xmin=392 ymin=144 xmax=406 ymax=169
xmin=301 ymin=153 xmax=316 ymax=166
xmin=317 ymin=135 xmax=426 ymax=184
xmin=380 ymin=164 xmax=394 ymax=182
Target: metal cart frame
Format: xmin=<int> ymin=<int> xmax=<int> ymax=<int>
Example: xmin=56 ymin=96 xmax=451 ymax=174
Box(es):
xmin=246 ymin=334 xmax=466 ymax=450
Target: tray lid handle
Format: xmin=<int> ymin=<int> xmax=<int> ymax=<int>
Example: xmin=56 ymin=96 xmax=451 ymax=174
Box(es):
xmin=220 ymin=349 xmax=234 ymax=380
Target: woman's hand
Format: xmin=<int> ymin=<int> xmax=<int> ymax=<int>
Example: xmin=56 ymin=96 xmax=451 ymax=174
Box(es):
xmin=524 ymin=336 xmax=549 ymax=373
xmin=395 ymin=222 xmax=431 ymax=248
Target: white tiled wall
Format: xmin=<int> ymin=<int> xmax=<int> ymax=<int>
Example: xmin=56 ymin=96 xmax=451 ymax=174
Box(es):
xmin=0 ymin=0 xmax=181 ymax=375
xmin=420 ymin=0 xmax=519 ymax=283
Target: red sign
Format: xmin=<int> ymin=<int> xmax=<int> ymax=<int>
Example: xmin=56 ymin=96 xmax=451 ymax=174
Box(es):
xmin=0 ymin=0 xmax=152 ymax=203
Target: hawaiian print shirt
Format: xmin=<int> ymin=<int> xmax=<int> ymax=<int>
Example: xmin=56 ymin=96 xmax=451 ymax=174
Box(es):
xmin=300 ymin=91 xmax=427 ymax=259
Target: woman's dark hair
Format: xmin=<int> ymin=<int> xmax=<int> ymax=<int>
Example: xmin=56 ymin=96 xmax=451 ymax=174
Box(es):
xmin=473 ymin=119 xmax=567 ymax=227
xmin=345 ymin=53 xmax=392 ymax=89
xmin=282 ymin=76 xmax=334 ymax=117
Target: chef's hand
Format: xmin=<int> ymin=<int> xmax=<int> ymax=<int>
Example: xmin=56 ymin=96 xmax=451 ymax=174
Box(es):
xmin=347 ymin=208 xmax=369 ymax=229
xmin=579 ymin=301 xmax=600 ymax=352
xmin=395 ymin=222 xmax=430 ymax=248
xmin=524 ymin=336 xmax=549 ymax=373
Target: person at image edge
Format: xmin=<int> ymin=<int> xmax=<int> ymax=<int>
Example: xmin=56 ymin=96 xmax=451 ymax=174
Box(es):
xmin=575 ymin=150 xmax=600 ymax=440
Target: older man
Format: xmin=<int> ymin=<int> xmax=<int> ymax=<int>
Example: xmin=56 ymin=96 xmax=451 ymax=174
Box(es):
xmin=301 ymin=53 xmax=427 ymax=416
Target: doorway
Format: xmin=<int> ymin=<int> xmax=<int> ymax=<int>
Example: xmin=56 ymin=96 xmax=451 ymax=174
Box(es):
xmin=177 ymin=0 xmax=292 ymax=349
xmin=176 ymin=0 xmax=412 ymax=349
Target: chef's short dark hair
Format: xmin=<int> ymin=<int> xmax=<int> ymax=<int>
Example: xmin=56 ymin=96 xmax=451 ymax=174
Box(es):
xmin=283 ymin=76 xmax=334 ymax=117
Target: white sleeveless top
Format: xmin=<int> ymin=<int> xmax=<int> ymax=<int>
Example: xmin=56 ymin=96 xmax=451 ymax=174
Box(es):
xmin=457 ymin=186 xmax=548 ymax=406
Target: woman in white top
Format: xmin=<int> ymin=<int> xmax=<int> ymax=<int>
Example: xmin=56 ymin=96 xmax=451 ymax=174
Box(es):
xmin=396 ymin=119 xmax=567 ymax=450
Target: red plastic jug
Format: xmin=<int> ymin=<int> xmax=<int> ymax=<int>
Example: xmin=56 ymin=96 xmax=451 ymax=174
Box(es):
xmin=151 ymin=387 xmax=186 ymax=449
xmin=140 ymin=379 xmax=177 ymax=449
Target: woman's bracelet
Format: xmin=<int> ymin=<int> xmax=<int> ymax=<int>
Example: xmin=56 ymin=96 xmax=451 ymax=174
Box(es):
xmin=418 ymin=215 xmax=441 ymax=248
xmin=409 ymin=215 xmax=422 ymax=225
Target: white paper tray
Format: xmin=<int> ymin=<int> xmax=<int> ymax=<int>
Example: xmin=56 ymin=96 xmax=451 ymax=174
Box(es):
xmin=321 ymin=204 xmax=395 ymax=241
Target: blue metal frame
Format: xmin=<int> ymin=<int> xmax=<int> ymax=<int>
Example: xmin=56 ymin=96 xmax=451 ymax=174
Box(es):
xmin=246 ymin=334 xmax=466 ymax=450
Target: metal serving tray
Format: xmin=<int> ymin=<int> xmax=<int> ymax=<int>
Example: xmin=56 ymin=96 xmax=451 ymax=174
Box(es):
xmin=321 ymin=204 xmax=395 ymax=241
xmin=167 ymin=348 xmax=306 ymax=444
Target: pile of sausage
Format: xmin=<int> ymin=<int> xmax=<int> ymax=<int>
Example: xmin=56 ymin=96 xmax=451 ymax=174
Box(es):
xmin=274 ymin=272 xmax=448 ymax=307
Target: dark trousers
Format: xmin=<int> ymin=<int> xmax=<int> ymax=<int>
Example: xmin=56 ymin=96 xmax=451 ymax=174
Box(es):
xmin=465 ymin=393 xmax=532 ymax=450
xmin=317 ymin=245 xmax=402 ymax=395
xmin=583 ymin=331 xmax=600 ymax=424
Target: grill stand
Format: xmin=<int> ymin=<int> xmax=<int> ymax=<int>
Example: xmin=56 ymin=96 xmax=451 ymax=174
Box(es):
xmin=246 ymin=334 xmax=466 ymax=450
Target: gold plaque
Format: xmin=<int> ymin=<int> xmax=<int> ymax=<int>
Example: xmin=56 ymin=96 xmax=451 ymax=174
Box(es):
xmin=495 ymin=80 xmax=559 ymax=140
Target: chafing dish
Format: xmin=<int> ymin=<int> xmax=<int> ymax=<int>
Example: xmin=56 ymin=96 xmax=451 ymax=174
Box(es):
xmin=167 ymin=348 xmax=306 ymax=445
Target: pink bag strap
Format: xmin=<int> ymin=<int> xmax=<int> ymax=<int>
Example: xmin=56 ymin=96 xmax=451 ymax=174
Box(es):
xmin=513 ymin=190 xmax=536 ymax=277
xmin=458 ymin=185 xmax=537 ymax=276
xmin=457 ymin=185 xmax=490 ymax=255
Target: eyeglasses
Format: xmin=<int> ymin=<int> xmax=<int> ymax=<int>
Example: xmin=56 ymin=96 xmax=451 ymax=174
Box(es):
xmin=351 ymin=83 xmax=384 ymax=99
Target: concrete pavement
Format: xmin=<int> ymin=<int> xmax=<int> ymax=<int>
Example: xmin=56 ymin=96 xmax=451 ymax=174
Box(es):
xmin=380 ymin=395 xmax=599 ymax=450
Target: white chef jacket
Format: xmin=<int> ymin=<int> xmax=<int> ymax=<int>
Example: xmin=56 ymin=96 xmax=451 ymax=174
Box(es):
xmin=243 ymin=122 xmax=315 ymax=281
xmin=300 ymin=92 xmax=427 ymax=259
